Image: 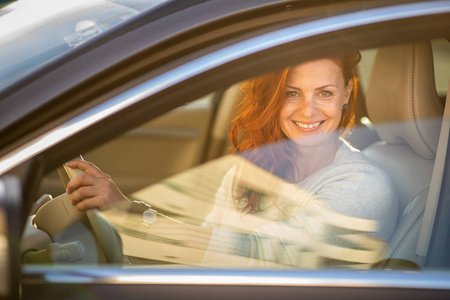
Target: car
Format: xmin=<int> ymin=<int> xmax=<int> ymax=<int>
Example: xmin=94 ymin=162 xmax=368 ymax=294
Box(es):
xmin=0 ymin=0 xmax=450 ymax=299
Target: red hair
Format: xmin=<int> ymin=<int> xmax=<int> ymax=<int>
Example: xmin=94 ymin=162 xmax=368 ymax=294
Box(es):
xmin=230 ymin=68 xmax=296 ymax=177
xmin=230 ymin=52 xmax=361 ymax=213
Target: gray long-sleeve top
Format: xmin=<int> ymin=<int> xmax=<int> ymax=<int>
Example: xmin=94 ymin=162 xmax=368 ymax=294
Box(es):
xmin=202 ymin=141 xmax=399 ymax=268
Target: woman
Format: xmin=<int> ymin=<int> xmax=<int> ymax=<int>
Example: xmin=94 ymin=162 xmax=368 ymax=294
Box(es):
xmin=199 ymin=53 xmax=398 ymax=266
xmin=66 ymin=52 xmax=398 ymax=267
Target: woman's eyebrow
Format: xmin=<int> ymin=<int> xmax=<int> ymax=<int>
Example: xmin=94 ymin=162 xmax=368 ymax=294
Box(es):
xmin=286 ymin=84 xmax=337 ymax=90
xmin=316 ymin=84 xmax=337 ymax=89
xmin=286 ymin=84 xmax=300 ymax=90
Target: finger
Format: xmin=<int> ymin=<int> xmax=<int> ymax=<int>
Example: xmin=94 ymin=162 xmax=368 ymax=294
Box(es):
xmin=66 ymin=173 xmax=97 ymax=194
xmin=75 ymin=195 xmax=109 ymax=211
xmin=70 ymin=186 xmax=98 ymax=206
xmin=75 ymin=197 xmax=98 ymax=211
xmin=65 ymin=160 xmax=107 ymax=178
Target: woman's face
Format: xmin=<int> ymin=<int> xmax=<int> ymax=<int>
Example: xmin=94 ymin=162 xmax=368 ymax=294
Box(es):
xmin=279 ymin=59 xmax=353 ymax=148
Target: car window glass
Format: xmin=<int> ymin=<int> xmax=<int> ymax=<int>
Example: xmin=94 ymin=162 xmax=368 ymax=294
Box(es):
xmin=0 ymin=0 xmax=166 ymax=92
xmin=27 ymin=40 xmax=448 ymax=271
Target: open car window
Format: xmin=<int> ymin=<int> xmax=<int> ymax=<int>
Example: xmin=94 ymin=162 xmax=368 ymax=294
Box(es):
xmin=23 ymin=38 xmax=449 ymax=271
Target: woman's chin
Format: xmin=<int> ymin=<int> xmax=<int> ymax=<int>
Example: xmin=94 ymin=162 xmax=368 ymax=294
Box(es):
xmin=290 ymin=133 xmax=336 ymax=148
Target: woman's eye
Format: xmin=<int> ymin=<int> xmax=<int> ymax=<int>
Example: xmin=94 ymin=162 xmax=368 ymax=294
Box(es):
xmin=319 ymin=90 xmax=333 ymax=98
xmin=286 ymin=91 xmax=299 ymax=98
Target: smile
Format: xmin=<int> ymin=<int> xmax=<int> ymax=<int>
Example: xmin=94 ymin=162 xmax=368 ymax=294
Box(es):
xmin=293 ymin=121 xmax=324 ymax=129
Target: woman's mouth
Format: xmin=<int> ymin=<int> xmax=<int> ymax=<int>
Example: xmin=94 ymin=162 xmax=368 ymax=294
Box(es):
xmin=293 ymin=120 xmax=324 ymax=129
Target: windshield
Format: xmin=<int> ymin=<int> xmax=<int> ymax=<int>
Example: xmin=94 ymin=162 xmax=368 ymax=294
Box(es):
xmin=0 ymin=0 xmax=167 ymax=92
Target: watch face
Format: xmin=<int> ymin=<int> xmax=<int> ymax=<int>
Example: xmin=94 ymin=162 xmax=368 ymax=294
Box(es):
xmin=143 ymin=210 xmax=158 ymax=224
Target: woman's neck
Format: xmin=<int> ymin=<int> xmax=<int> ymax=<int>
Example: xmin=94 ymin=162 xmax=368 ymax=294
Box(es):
xmin=295 ymin=136 xmax=341 ymax=182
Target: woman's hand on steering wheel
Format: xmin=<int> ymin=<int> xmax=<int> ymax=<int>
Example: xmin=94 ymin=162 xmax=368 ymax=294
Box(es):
xmin=66 ymin=160 xmax=130 ymax=211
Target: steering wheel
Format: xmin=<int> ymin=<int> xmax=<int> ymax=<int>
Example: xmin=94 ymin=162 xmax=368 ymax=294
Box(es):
xmin=26 ymin=165 xmax=123 ymax=264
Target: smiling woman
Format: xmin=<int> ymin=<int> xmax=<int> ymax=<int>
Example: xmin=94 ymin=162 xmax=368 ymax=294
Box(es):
xmin=230 ymin=52 xmax=361 ymax=184
xmin=195 ymin=52 xmax=398 ymax=267
xmin=281 ymin=59 xmax=353 ymax=147
xmin=58 ymin=49 xmax=398 ymax=268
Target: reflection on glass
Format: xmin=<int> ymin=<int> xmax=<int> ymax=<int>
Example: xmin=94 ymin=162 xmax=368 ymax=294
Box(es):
xmin=25 ymin=52 xmax=403 ymax=270
xmin=106 ymin=147 xmax=387 ymax=268
xmin=97 ymin=53 xmax=398 ymax=269
xmin=0 ymin=0 xmax=163 ymax=91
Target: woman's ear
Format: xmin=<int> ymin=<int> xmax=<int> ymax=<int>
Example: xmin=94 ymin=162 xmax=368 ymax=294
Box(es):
xmin=345 ymin=78 xmax=354 ymax=103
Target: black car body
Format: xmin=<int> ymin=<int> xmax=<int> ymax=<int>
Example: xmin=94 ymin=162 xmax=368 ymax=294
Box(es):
xmin=0 ymin=0 xmax=450 ymax=299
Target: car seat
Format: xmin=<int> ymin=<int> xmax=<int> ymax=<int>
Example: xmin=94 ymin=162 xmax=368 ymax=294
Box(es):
xmin=363 ymin=41 xmax=443 ymax=267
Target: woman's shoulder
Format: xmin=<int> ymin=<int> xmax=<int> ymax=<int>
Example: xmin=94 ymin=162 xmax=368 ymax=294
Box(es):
xmin=336 ymin=140 xmax=372 ymax=163
xmin=307 ymin=140 xmax=397 ymax=208
xmin=334 ymin=140 xmax=387 ymax=176
xmin=330 ymin=142 xmax=396 ymax=201
xmin=319 ymin=141 xmax=399 ymax=239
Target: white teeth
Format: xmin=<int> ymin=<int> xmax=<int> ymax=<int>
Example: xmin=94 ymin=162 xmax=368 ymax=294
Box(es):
xmin=294 ymin=121 xmax=321 ymax=129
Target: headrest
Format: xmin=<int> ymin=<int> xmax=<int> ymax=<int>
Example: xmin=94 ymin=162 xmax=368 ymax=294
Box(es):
xmin=366 ymin=42 xmax=443 ymax=159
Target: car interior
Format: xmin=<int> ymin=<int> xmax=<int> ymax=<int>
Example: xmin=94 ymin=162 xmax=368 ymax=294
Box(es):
xmin=21 ymin=38 xmax=450 ymax=269
xmin=363 ymin=41 xmax=444 ymax=268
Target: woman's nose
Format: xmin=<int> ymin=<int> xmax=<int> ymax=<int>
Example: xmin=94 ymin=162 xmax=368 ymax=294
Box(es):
xmin=296 ymin=97 xmax=317 ymax=117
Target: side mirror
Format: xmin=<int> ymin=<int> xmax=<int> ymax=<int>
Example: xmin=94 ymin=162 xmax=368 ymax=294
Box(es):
xmin=0 ymin=175 xmax=22 ymax=300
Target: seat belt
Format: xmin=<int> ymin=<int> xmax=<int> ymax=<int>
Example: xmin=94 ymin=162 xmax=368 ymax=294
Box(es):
xmin=416 ymin=80 xmax=450 ymax=261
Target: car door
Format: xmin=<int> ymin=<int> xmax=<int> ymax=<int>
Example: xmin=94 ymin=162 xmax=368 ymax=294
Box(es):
xmin=1 ymin=0 xmax=450 ymax=299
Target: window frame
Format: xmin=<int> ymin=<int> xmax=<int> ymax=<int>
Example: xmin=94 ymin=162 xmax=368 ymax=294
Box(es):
xmin=1 ymin=1 xmax=449 ymax=298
